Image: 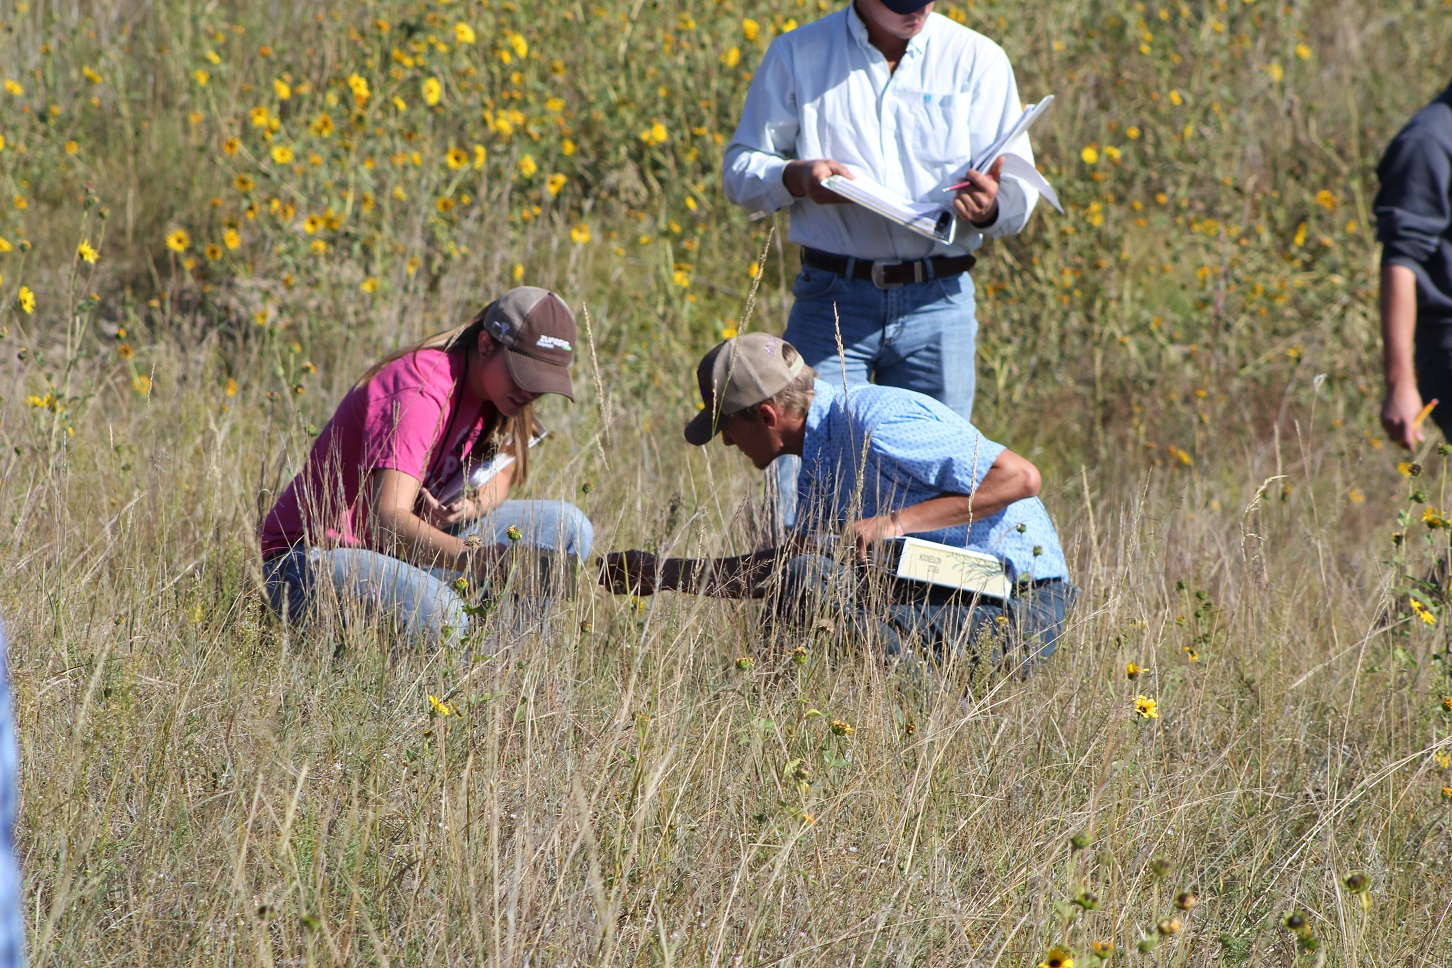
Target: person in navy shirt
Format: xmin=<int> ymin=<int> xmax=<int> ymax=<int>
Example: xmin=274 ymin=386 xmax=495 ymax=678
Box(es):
xmin=600 ymin=333 xmax=1075 ymax=670
xmin=1377 ymin=79 xmax=1452 ymax=447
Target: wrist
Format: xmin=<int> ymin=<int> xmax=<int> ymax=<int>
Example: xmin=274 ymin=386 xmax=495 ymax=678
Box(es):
xmin=890 ymin=510 xmax=905 ymax=537
xmin=970 ymin=202 xmax=1000 ymax=228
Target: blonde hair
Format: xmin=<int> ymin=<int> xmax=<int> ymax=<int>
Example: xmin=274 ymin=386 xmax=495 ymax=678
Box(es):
xmin=353 ymin=305 xmax=535 ymax=484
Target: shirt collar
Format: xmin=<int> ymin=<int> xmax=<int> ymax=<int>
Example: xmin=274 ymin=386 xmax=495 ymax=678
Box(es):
xmin=845 ymin=3 xmax=931 ymax=60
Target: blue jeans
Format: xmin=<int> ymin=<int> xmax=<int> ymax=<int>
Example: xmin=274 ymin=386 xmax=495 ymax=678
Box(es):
xmin=771 ymin=554 xmax=1075 ymax=674
xmin=263 ymin=500 xmax=593 ymax=642
xmin=770 ymin=262 xmax=979 ymax=528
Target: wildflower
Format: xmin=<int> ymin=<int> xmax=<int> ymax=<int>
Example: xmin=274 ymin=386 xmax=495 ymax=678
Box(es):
xmin=742 ymin=18 xmax=760 ymax=41
xmin=546 ymin=173 xmax=567 ymax=196
xmin=1316 ymin=189 xmax=1337 ymax=210
xmin=511 ymin=263 xmax=525 ymax=282
xmin=13 ymin=196 xmax=26 ymax=210
xmin=133 ymin=374 xmax=152 ymax=395
xmin=64 ymin=140 xmax=79 ymax=155
xmin=1168 ymin=89 xmax=1184 ymax=106
xmin=309 ymin=239 xmax=327 ymax=255
xmin=303 ymin=215 xmax=323 ymax=234
xmin=1040 ymin=946 xmax=1074 ymax=968
xmin=225 ymin=377 xmax=237 ymax=397
xmin=1343 ymin=873 xmax=1369 ymax=894
xmin=1080 ymin=145 xmax=1100 ymax=164
xmin=570 ymin=224 xmax=592 ymax=244
xmin=422 ymin=77 xmax=442 ymax=106
xmin=829 ymin=720 xmax=854 ymax=736
xmin=1266 ymin=63 xmax=1284 ymax=83
xmin=791 ymin=647 xmax=808 ymax=665
xmin=273 ymin=78 xmax=291 ymax=100
xmin=223 ymin=229 xmax=241 ymax=250
xmin=77 ymin=241 xmax=98 ymax=264
xmin=1175 ymin=890 xmax=1199 ymax=911
xmin=1442 ymin=696 xmax=1452 ymax=712
xmin=1436 ymin=749 xmax=1451 ymax=770
xmin=1133 ymin=695 xmax=1159 ymax=719
xmin=117 ymin=343 xmax=134 ymax=360
xmin=1423 ymin=506 xmax=1450 ymax=529
xmin=446 ymin=147 xmax=468 ymax=170
xmin=1410 ymin=599 xmax=1437 ymax=626
xmin=505 ymin=525 xmax=523 ymax=542
xmin=1443 ymin=786 xmax=1452 ymax=799
xmin=2 ymin=80 xmax=21 ymax=96
xmin=1295 ymin=42 xmax=1312 ymax=60
xmin=436 ymin=197 xmax=454 ymax=213
xmin=83 ymin=66 xmax=102 ymax=84
xmin=562 ymin=138 xmax=576 ymax=156
xmin=734 ymin=656 xmax=754 ymax=671
xmin=310 ymin=113 xmax=334 ymax=137
xmin=204 ymin=244 xmax=222 ymax=261
xmin=1399 ymin=460 xmax=1421 ymax=476
xmin=722 ymin=46 xmax=742 ymax=68
xmin=1126 ymin=125 xmax=1141 ymax=140
xmin=347 ymin=73 xmax=370 ymax=105
xmin=234 ymin=173 xmax=255 ymax=192
xmin=1089 ymin=941 xmax=1114 ymax=959
xmin=517 ymin=154 xmax=538 ymax=178
xmin=271 ymin=145 xmax=294 ymax=165
xmin=428 ymin=694 xmax=453 ymax=717
xmin=455 ymin=23 xmax=476 ymax=44
xmin=17 ymin=286 xmax=34 ymax=315
xmin=1126 ymin=662 xmax=1144 ymax=679
xmin=193 ymin=70 xmax=209 ymax=87
xmin=1156 ymin=918 xmax=1182 ymax=936
xmin=509 ymin=32 xmax=528 ymax=58
xmin=361 ymin=277 xmax=379 ymax=293
xmin=639 ymin=121 xmax=668 ymax=146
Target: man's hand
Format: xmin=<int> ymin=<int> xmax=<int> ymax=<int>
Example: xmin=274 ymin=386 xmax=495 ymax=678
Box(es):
xmin=783 ymin=159 xmax=855 ymax=204
xmin=951 ymin=156 xmax=1004 ymax=226
xmin=1382 ymin=382 xmax=1431 ymax=450
xmin=847 ymin=514 xmax=902 ymax=561
xmin=599 ymin=551 xmax=666 ymax=595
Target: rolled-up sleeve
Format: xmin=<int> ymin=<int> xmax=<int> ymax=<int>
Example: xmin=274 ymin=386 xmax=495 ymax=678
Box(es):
xmin=1376 ymin=130 xmax=1452 ymax=269
xmin=966 ymin=47 xmax=1038 ymax=240
xmin=722 ymin=38 xmax=800 ymax=215
xmin=870 ymin=404 xmax=1005 ymax=496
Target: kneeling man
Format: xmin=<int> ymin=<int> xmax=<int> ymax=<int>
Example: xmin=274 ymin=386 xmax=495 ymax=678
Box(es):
xmin=600 ymin=333 xmax=1075 ymax=668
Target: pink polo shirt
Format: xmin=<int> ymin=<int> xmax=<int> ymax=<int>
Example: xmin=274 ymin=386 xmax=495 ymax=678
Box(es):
xmin=260 ymin=348 xmax=494 ymax=558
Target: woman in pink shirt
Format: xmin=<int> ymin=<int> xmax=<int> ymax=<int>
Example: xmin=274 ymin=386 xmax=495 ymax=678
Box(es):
xmin=260 ymin=287 xmax=593 ymax=641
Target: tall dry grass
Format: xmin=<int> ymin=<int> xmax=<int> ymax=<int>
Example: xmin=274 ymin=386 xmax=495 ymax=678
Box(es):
xmin=0 ymin=0 xmax=1451 ymax=964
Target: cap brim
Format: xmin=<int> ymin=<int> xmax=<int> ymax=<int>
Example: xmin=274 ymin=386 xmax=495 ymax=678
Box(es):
xmin=683 ymin=407 xmax=721 ymax=446
xmin=506 ymin=351 xmax=574 ymax=401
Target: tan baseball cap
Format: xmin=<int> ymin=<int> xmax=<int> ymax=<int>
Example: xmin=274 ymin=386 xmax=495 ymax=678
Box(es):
xmin=481 ymin=287 xmax=577 ymax=400
xmin=684 ymin=332 xmax=806 ymax=445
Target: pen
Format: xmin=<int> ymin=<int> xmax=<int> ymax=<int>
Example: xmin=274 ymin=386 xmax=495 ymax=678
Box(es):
xmin=940 ymin=177 xmax=977 ymax=194
xmin=1414 ymin=399 xmax=1439 ymax=429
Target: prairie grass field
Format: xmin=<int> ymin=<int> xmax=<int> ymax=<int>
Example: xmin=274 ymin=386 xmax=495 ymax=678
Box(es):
xmin=2 ymin=0 xmax=1452 ymax=964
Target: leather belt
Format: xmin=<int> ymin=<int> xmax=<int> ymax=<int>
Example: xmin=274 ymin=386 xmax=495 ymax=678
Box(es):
xmin=802 ymin=247 xmax=977 ymax=290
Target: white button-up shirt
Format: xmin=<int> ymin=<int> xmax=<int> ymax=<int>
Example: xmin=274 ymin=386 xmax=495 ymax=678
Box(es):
xmin=723 ymin=5 xmax=1038 ymax=262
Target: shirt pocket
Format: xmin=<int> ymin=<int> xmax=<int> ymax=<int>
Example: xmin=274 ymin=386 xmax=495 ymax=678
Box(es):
xmin=899 ymin=91 xmax=973 ymax=177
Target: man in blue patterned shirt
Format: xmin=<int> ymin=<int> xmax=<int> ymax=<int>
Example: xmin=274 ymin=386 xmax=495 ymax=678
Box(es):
xmin=600 ymin=333 xmax=1075 ymax=668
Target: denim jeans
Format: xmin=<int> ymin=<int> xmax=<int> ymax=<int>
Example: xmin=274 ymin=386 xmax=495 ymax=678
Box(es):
xmin=263 ymin=500 xmax=594 ymax=642
xmin=769 ymin=262 xmax=979 ymax=528
xmin=770 ymin=553 xmax=1076 ymax=674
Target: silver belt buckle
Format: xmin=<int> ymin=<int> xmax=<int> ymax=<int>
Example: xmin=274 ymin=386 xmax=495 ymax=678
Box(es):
xmin=870 ymin=259 xmax=903 ymax=289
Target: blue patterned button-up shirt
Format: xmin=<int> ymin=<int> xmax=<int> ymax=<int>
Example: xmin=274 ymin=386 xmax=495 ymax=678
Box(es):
xmin=796 ymin=380 xmax=1068 ymax=582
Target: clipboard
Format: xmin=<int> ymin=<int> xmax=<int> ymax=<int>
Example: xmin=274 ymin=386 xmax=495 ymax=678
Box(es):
xmin=820 ymin=170 xmax=957 ymax=244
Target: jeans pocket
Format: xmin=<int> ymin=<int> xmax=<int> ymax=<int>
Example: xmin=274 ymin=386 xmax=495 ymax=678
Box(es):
xmin=792 ymin=267 xmax=838 ymax=301
xmin=934 ymin=272 xmax=976 ymax=306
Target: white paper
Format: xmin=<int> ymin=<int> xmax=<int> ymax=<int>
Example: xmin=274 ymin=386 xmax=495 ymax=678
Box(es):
xmin=820 ymin=169 xmax=957 ymax=243
xmin=970 ymin=95 xmax=1055 ymax=173
xmin=998 ymin=152 xmax=1063 ymax=214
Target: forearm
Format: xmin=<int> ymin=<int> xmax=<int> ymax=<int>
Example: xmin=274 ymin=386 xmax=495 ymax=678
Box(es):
xmin=1381 ymin=262 xmax=1420 ymax=388
xmin=374 ymin=510 xmax=477 ymax=573
xmin=660 ymin=548 xmax=787 ymax=599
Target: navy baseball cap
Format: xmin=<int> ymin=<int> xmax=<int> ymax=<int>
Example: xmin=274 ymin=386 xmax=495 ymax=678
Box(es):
xmin=879 ymin=0 xmax=933 ymax=12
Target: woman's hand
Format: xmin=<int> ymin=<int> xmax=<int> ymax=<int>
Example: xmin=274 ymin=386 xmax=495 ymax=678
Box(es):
xmin=418 ymin=488 xmax=475 ymax=531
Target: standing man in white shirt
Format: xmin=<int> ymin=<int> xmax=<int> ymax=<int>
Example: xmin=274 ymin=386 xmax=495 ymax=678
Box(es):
xmin=723 ymin=0 xmax=1037 ymax=423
